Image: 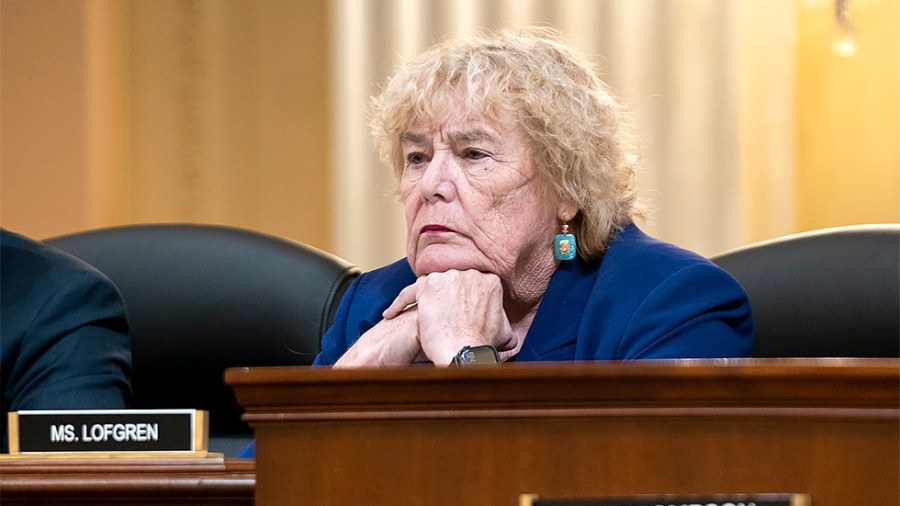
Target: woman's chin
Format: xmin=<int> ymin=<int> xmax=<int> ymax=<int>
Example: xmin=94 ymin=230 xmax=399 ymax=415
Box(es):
xmin=413 ymin=253 xmax=482 ymax=276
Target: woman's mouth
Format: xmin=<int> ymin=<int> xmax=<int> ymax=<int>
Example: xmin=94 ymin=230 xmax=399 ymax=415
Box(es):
xmin=420 ymin=225 xmax=451 ymax=234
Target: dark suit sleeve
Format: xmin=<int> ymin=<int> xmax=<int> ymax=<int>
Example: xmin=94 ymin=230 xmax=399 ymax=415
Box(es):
xmin=617 ymin=263 xmax=753 ymax=359
xmin=5 ymin=267 xmax=132 ymax=412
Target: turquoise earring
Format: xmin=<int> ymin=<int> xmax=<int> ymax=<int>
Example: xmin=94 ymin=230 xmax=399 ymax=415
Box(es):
xmin=554 ymin=224 xmax=576 ymax=261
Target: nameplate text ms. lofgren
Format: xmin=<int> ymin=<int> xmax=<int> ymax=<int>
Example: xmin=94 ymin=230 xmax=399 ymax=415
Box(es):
xmin=9 ymin=409 xmax=204 ymax=453
xmin=51 ymin=422 xmax=159 ymax=443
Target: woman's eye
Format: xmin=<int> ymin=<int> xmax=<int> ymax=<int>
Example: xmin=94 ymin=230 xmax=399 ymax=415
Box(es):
xmin=464 ymin=149 xmax=488 ymax=160
xmin=406 ymin=152 xmax=427 ymax=165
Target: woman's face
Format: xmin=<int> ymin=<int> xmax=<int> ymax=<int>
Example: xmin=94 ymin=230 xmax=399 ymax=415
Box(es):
xmin=400 ymin=104 xmax=562 ymax=281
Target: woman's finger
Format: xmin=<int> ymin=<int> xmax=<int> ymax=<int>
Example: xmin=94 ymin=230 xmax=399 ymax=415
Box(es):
xmin=382 ymin=281 xmax=420 ymax=319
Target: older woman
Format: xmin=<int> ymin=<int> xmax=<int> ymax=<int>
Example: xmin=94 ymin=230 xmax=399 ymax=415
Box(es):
xmin=317 ymin=27 xmax=752 ymax=367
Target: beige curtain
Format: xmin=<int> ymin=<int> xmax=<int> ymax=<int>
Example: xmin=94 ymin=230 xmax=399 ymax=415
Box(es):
xmin=331 ymin=0 xmax=797 ymax=271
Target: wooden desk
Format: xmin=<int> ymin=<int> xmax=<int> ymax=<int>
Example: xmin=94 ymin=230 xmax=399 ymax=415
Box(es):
xmin=0 ymin=457 xmax=254 ymax=505
xmin=227 ymin=359 xmax=899 ymax=506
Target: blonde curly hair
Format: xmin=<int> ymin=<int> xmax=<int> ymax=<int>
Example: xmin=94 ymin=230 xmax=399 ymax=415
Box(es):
xmin=370 ymin=26 xmax=643 ymax=259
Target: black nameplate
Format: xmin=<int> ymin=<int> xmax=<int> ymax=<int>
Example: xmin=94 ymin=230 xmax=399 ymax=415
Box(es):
xmin=10 ymin=409 xmax=206 ymax=454
xmin=522 ymin=494 xmax=810 ymax=506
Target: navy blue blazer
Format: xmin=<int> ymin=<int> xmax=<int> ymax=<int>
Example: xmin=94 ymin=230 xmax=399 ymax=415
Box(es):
xmin=315 ymin=224 xmax=753 ymax=365
xmin=1 ymin=229 xmax=132 ymax=452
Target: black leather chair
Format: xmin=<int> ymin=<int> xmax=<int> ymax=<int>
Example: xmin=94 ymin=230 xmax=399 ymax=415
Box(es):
xmin=710 ymin=224 xmax=900 ymax=358
xmin=45 ymin=223 xmax=360 ymax=456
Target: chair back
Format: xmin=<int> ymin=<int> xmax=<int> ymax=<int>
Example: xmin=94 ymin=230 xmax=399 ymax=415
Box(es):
xmin=710 ymin=224 xmax=899 ymax=358
xmin=46 ymin=223 xmax=360 ymax=455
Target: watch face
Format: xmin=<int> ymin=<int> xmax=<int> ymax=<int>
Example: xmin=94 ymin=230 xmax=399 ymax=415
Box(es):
xmin=457 ymin=345 xmax=500 ymax=364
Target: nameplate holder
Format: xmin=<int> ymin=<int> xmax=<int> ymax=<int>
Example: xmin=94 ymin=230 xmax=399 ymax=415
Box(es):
xmin=519 ymin=493 xmax=811 ymax=506
xmin=6 ymin=409 xmax=211 ymax=457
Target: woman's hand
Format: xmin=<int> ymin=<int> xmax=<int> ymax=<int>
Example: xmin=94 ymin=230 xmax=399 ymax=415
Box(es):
xmin=383 ymin=269 xmax=516 ymax=365
xmin=334 ymin=307 xmax=424 ymax=367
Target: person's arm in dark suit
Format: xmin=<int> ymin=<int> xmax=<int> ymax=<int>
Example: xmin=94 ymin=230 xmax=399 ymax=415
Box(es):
xmin=5 ymin=268 xmax=132 ymax=409
xmin=1 ymin=230 xmax=132 ymax=452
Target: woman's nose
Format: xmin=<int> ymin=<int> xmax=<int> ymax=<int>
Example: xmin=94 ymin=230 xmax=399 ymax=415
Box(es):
xmin=418 ymin=150 xmax=457 ymax=202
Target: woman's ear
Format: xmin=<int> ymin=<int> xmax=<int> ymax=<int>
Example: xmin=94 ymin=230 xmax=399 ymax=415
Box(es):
xmin=557 ymin=200 xmax=578 ymax=222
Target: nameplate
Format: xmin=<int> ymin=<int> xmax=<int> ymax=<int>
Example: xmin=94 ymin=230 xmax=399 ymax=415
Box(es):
xmin=520 ymin=494 xmax=810 ymax=506
xmin=8 ymin=409 xmax=208 ymax=455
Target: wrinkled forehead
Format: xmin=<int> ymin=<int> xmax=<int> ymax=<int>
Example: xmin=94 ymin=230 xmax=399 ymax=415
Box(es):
xmin=400 ymin=80 xmax=516 ymax=132
xmin=402 ymin=93 xmax=521 ymax=143
xmin=404 ymin=106 xmax=491 ymax=137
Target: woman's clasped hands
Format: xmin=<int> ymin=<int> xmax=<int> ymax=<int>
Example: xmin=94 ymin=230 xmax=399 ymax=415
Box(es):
xmin=334 ymin=269 xmax=516 ymax=367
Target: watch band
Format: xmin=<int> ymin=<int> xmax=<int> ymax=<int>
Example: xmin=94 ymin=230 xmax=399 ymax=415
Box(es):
xmin=451 ymin=344 xmax=500 ymax=365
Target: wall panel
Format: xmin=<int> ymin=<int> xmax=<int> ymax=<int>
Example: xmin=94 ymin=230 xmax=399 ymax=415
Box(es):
xmin=795 ymin=0 xmax=900 ymax=230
